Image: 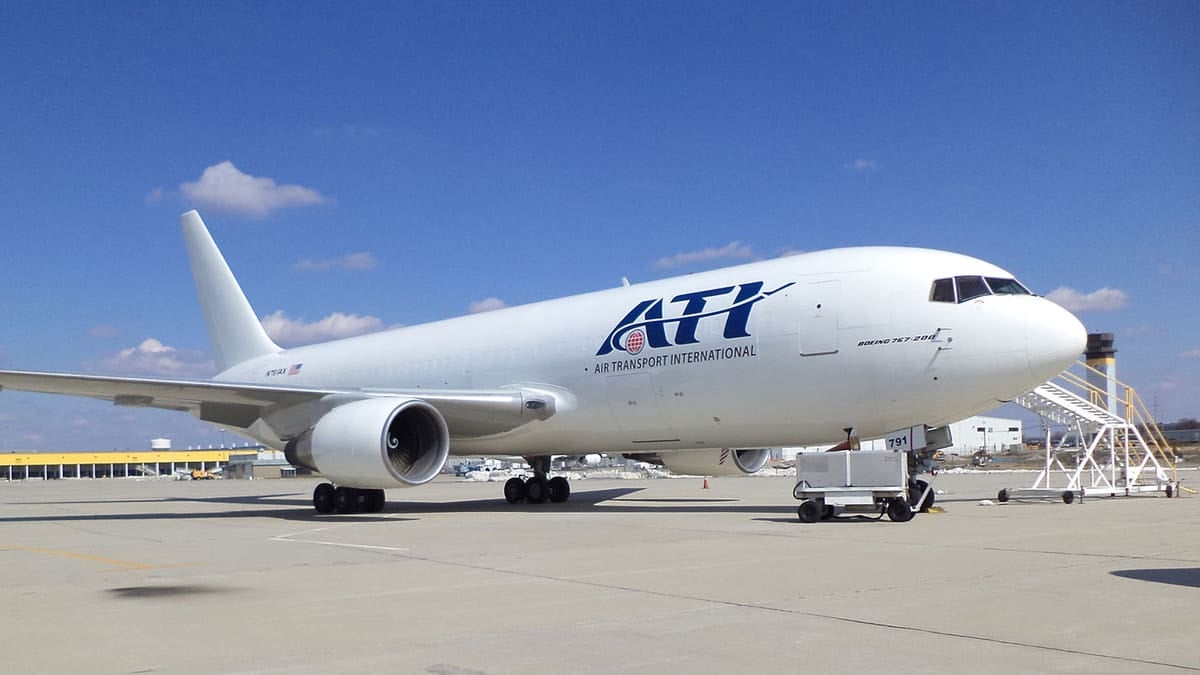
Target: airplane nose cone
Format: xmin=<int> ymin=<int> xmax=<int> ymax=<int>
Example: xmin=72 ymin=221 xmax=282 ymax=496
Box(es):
xmin=1026 ymin=299 xmax=1087 ymax=382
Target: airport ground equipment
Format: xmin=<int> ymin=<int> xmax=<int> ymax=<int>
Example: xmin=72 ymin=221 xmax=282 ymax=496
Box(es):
xmin=793 ymin=450 xmax=932 ymax=522
xmin=1007 ymin=360 xmax=1185 ymax=503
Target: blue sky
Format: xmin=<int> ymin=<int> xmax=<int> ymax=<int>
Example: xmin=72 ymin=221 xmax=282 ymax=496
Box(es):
xmin=1 ymin=1 xmax=1197 ymax=450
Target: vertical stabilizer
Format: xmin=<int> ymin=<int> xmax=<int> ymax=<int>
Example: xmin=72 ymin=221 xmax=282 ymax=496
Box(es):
xmin=180 ymin=211 xmax=280 ymax=372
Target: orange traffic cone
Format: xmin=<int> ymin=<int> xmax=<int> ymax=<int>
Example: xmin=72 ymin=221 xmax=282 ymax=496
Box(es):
xmin=702 ymin=477 xmax=709 ymax=489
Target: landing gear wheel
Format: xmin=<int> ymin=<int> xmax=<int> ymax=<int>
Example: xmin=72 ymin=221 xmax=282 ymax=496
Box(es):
xmin=997 ymin=488 xmax=1009 ymax=503
xmin=313 ymin=483 xmax=336 ymax=514
xmin=886 ymin=498 xmax=914 ymax=522
xmin=364 ymin=489 xmax=386 ymax=513
xmin=547 ymin=476 xmax=571 ymax=503
xmin=909 ymin=479 xmax=934 ymax=512
xmin=335 ymin=486 xmax=360 ymax=514
xmin=525 ymin=476 xmax=548 ymax=504
xmin=504 ymin=477 xmax=527 ymax=504
xmin=797 ymin=499 xmax=822 ymax=523
xmin=1061 ymin=490 xmax=1076 ymax=504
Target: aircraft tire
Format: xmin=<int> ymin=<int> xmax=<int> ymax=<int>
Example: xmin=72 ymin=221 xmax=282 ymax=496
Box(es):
xmin=797 ymin=499 xmax=821 ymax=523
xmin=335 ymin=487 xmax=359 ymax=514
xmin=364 ymin=489 xmax=386 ymax=513
xmin=547 ymin=476 xmax=571 ymax=503
xmin=1062 ymin=490 xmax=1075 ymax=504
xmin=909 ymin=479 xmax=934 ymax=512
xmin=525 ymin=476 xmax=549 ymax=504
xmin=504 ymin=477 xmax=527 ymax=504
xmin=997 ymin=488 xmax=1009 ymax=503
xmin=313 ymin=483 xmax=336 ymax=514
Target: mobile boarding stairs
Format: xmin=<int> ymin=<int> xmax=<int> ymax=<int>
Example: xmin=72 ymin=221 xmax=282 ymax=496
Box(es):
xmin=1005 ymin=361 xmax=1188 ymax=503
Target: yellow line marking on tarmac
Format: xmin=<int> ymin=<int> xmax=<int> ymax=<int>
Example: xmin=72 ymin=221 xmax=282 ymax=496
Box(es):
xmin=0 ymin=545 xmax=184 ymax=571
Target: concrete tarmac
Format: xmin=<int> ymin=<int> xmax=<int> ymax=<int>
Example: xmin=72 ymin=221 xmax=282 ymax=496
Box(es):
xmin=1 ymin=472 xmax=1197 ymax=674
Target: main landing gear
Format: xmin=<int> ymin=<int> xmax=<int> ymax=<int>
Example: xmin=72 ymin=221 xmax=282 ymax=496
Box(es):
xmin=312 ymin=482 xmax=386 ymax=514
xmin=503 ymin=456 xmax=571 ymax=505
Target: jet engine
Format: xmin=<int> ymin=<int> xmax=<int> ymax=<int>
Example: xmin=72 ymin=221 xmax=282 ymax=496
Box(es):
xmin=638 ymin=448 xmax=770 ymax=476
xmin=284 ymin=397 xmax=450 ymax=488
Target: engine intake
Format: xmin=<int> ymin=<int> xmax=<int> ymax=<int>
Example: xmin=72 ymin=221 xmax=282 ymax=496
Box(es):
xmin=285 ymin=397 xmax=449 ymax=488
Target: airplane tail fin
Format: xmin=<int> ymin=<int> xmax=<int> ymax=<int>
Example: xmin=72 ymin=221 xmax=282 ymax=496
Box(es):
xmin=180 ymin=210 xmax=280 ymax=372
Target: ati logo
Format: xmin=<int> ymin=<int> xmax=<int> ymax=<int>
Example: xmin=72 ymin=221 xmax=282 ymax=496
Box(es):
xmin=596 ymin=281 xmax=794 ymax=356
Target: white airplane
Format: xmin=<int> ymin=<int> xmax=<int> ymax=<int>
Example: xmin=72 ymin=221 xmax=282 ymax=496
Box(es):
xmin=0 ymin=211 xmax=1085 ymax=513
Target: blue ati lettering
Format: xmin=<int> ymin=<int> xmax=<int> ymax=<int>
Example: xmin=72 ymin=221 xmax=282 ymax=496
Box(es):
xmin=596 ymin=281 xmax=794 ymax=356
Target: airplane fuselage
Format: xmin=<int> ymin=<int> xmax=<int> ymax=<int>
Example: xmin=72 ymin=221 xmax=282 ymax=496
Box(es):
xmin=218 ymin=246 xmax=1081 ymax=455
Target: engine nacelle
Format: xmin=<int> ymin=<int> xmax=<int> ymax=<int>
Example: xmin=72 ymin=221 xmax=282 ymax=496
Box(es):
xmin=285 ymin=397 xmax=449 ymax=489
xmin=655 ymin=448 xmax=770 ymax=476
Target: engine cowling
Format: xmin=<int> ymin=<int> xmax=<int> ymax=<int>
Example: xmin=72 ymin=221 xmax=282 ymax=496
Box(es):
xmin=284 ymin=397 xmax=450 ymax=488
xmin=656 ymin=448 xmax=770 ymax=476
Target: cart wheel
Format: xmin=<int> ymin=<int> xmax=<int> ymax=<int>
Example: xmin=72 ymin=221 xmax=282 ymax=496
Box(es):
xmin=1062 ymin=490 xmax=1075 ymax=504
xmin=997 ymin=488 xmax=1009 ymax=503
xmin=797 ymin=500 xmax=821 ymax=523
xmin=1165 ymin=484 xmax=1174 ymax=498
xmin=886 ymin=498 xmax=913 ymax=522
xmin=820 ymin=504 xmax=835 ymax=520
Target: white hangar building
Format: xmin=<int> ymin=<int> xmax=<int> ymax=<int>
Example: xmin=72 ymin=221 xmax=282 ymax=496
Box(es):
xmin=944 ymin=415 xmax=1023 ymax=456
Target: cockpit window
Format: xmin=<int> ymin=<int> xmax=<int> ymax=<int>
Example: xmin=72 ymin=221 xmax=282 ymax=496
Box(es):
xmin=930 ymin=278 xmax=955 ymax=302
xmin=930 ymin=275 xmax=1033 ymax=304
xmin=955 ymin=275 xmax=990 ymax=301
xmin=985 ymin=277 xmax=1031 ymax=295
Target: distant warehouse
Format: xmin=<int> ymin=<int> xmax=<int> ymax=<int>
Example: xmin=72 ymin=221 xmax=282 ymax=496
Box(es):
xmin=0 ymin=449 xmax=257 ymax=480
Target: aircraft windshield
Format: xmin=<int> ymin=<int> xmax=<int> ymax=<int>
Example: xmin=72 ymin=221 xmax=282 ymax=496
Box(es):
xmin=985 ymin=277 xmax=1032 ymax=295
xmin=929 ymin=276 xmax=1032 ymax=303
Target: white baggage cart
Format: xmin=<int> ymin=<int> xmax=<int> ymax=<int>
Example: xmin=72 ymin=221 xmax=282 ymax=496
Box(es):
xmin=792 ymin=450 xmax=932 ymax=522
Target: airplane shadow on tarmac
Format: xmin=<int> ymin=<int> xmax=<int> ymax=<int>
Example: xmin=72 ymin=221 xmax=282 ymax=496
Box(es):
xmin=1110 ymin=568 xmax=1200 ymax=588
xmin=0 ymin=487 xmax=804 ymax=524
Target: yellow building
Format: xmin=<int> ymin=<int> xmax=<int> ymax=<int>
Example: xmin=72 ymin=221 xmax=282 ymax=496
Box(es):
xmin=0 ymin=450 xmax=258 ymax=480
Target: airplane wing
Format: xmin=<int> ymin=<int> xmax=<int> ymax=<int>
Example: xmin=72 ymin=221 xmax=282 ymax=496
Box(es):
xmin=0 ymin=369 xmax=558 ymax=440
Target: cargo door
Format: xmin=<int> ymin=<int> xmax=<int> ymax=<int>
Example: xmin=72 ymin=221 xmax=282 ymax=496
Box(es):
xmin=797 ymin=280 xmax=840 ymax=356
xmin=604 ymin=372 xmax=678 ymax=443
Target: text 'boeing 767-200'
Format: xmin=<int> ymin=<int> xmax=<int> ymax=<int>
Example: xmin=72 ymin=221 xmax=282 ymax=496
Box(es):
xmin=0 ymin=211 xmax=1085 ymax=513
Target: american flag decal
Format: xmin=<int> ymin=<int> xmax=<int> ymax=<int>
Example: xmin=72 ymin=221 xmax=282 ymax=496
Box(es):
xmin=288 ymin=363 xmax=303 ymax=375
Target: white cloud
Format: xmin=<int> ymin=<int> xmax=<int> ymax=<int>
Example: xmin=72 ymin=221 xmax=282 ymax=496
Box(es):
xmin=468 ymin=297 xmax=508 ymax=314
xmin=145 ymin=187 xmax=165 ymax=204
xmin=845 ymin=158 xmax=881 ymax=173
xmin=260 ymin=310 xmax=386 ymax=346
xmin=179 ymin=161 xmax=327 ymax=218
xmin=294 ymin=252 xmax=378 ymax=271
xmin=91 ymin=338 xmax=214 ymax=377
xmin=654 ymin=241 xmax=754 ymax=270
xmin=1044 ymin=287 xmax=1129 ymax=312
xmin=88 ymin=324 xmax=120 ymax=338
